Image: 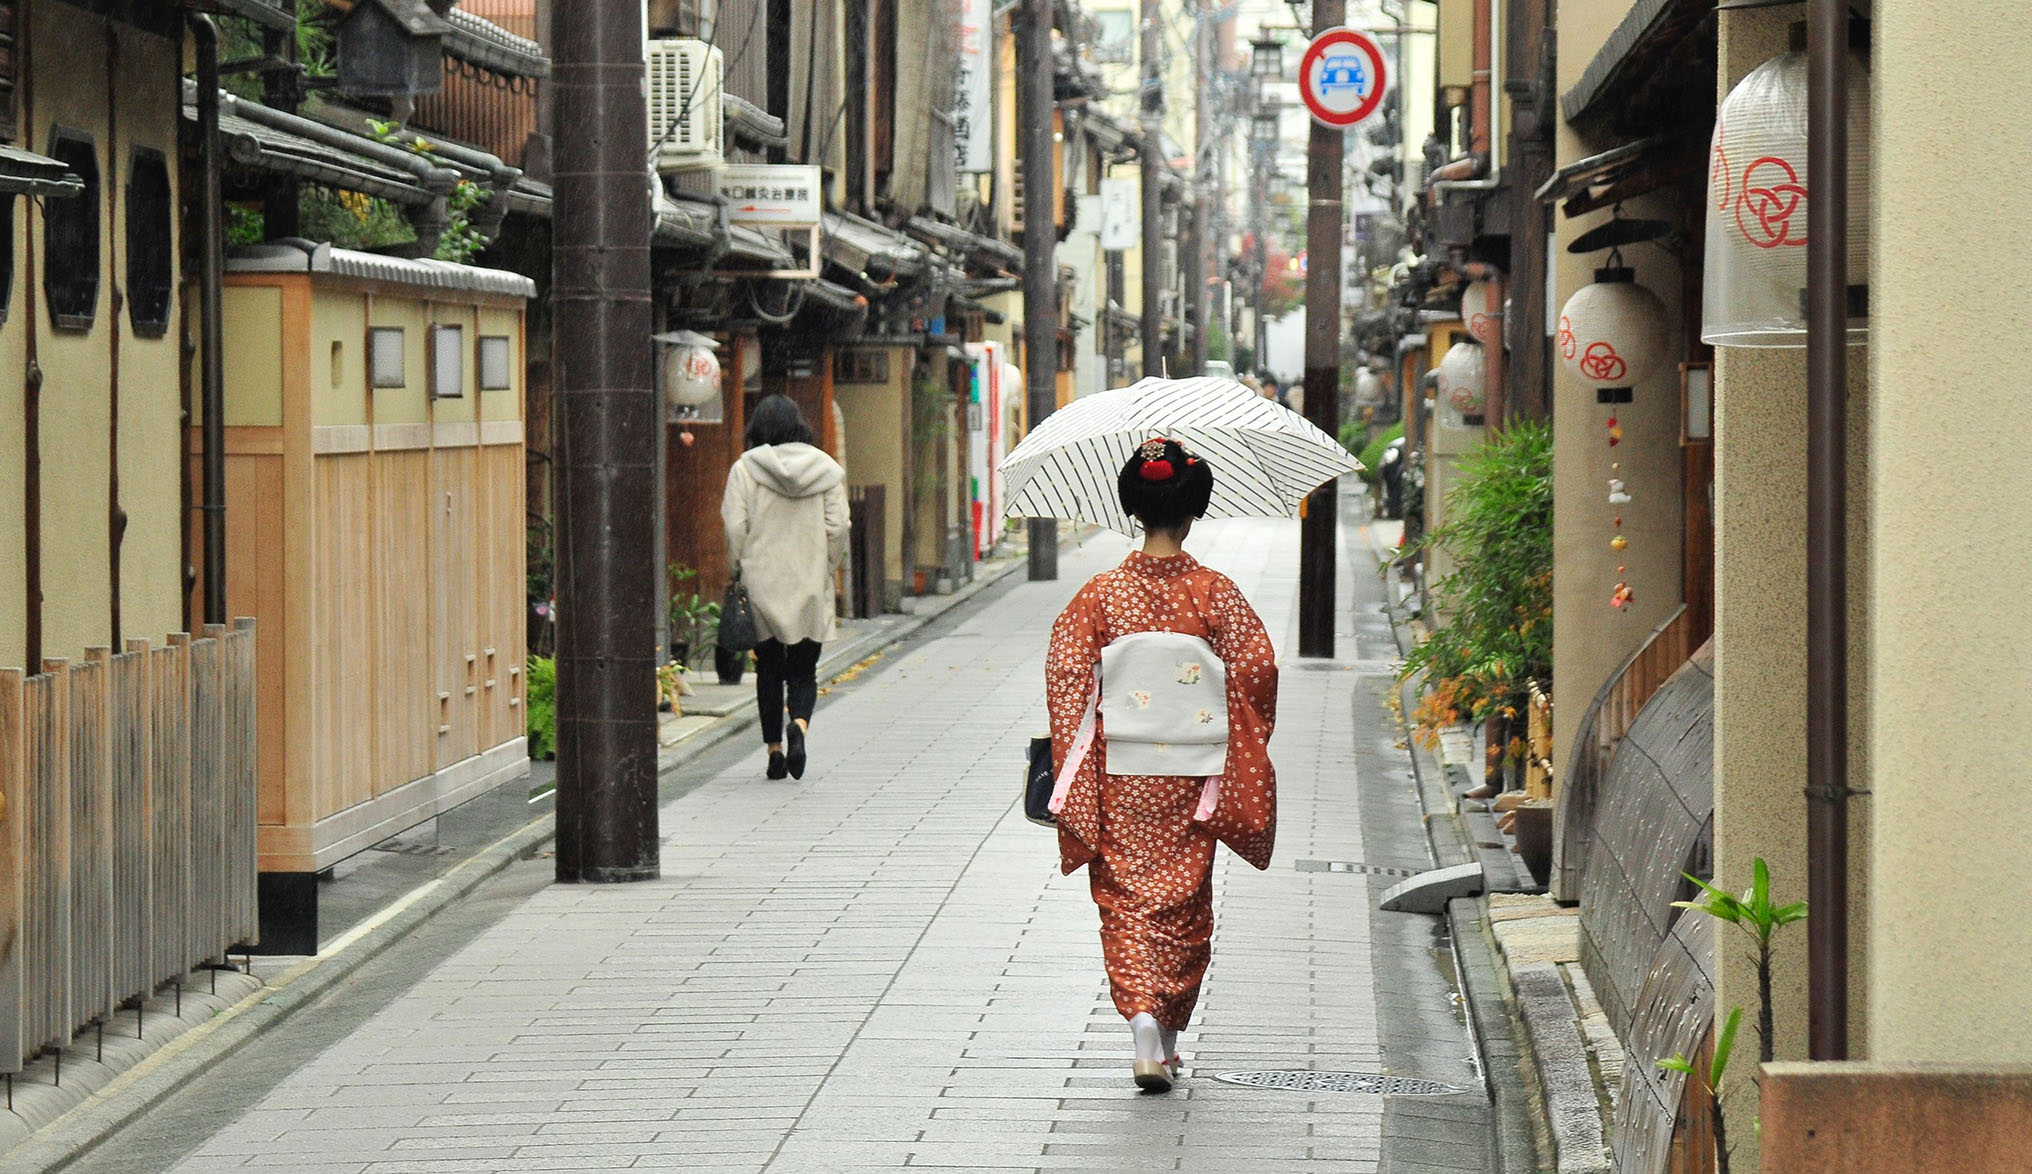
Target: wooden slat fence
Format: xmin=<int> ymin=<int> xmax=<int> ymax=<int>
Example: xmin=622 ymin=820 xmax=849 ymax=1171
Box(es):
xmin=0 ymin=621 xmax=258 ymax=1075
xmin=1551 ymin=605 xmax=1692 ymax=904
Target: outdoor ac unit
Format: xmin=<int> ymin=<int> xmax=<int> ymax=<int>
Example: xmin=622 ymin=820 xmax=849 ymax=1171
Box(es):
xmin=647 ymin=38 xmax=724 ymax=171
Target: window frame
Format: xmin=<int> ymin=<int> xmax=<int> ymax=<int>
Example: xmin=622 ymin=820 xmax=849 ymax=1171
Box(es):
xmin=43 ymin=124 xmax=100 ymax=333
xmin=124 ymin=145 xmax=173 ymax=339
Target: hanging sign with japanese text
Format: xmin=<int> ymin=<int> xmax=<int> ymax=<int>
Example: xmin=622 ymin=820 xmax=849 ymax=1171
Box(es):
xmin=954 ymin=0 xmax=995 ymax=173
xmin=716 ymin=164 xmax=823 ymax=227
xmin=1298 ymin=27 xmax=1388 ymax=129
xmin=1100 ymin=177 xmax=1139 ymax=251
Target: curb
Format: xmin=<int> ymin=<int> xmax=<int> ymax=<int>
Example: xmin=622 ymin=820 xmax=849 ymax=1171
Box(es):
xmin=3 ymin=545 xmax=1041 ymax=1174
xmin=1381 ymin=578 xmax=1554 ymax=1174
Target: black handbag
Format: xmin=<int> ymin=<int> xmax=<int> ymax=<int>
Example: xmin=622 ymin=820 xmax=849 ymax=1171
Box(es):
xmin=718 ymin=573 xmax=758 ymax=653
xmin=1024 ymin=737 xmax=1057 ymax=827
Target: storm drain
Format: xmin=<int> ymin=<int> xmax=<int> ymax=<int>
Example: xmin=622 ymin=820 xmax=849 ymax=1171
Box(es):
xmin=1213 ymin=1070 xmax=1463 ymax=1096
xmin=1293 ymin=858 xmax=1419 ymax=879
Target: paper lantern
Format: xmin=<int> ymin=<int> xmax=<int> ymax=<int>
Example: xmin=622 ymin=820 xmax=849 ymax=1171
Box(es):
xmin=1434 ymin=338 xmax=1486 ymax=426
xmin=1460 ymin=280 xmax=1500 ymax=345
xmin=659 ymin=330 xmax=722 ymax=418
xmin=1701 ymin=50 xmax=1870 ymax=347
xmin=1560 ymin=268 xmax=1668 ymax=402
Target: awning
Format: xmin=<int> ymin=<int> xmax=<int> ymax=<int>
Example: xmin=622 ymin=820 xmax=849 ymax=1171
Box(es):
xmin=822 ymin=211 xmax=928 ymax=282
xmin=226 ymin=240 xmax=537 ymax=299
xmin=725 ymin=224 xmax=797 ymax=270
xmin=725 ymin=95 xmax=789 ymax=152
xmin=0 ymin=145 xmax=83 ymax=198
xmin=443 ymin=8 xmax=551 ymax=79
xmin=1535 ymin=135 xmax=1705 ymax=218
xmin=653 ymin=191 xmax=719 ymax=249
xmin=1562 ymin=0 xmax=1711 ymax=126
xmin=1081 ymin=107 xmax=1141 ymax=159
xmin=903 ymin=215 xmax=1023 ymax=274
xmin=201 ymin=106 xmax=437 ymax=206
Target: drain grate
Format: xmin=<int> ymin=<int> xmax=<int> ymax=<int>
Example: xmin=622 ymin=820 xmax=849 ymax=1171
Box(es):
xmin=1213 ymin=1070 xmax=1463 ymax=1096
xmin=1294 ymin=858 xmax=1420 ymax=879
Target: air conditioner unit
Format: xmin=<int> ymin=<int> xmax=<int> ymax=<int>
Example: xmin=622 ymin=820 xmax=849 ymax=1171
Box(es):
xmin=647 ymin=38 xmax=724 ymax=171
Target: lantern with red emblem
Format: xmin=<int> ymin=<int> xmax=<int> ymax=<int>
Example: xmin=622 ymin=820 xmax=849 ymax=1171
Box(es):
xmin=1434 ymin=337 xmax=1486 ymax=427
xmin=1460 ymin=280 xmax=1500 ymax=346
xmin=1558 ymin=267 xmax=1669 ymax=404
xmin=1701 ymin=49 xmax=1871 ymax=347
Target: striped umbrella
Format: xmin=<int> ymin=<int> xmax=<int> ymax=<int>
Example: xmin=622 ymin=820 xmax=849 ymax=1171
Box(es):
xmin=1000 ymin=376 xmax=1363 ymax=535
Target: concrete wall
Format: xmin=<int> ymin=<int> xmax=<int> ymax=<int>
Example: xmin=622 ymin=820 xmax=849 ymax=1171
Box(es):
xmin=1547 ymin=0 xmax=1690 ymax=792
xmin=1865 ymin=3 xmax=2032 ymax=1063
xmin=1709 ymin=7 xmax=1872 ymax=1156
xmin=834 ymin=346 xmax=910 ymax=592
xmin=3 ymin=11 xmax=184 ymax=669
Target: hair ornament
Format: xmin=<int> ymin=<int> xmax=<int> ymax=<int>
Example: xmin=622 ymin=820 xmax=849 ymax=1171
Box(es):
xmin=1138 ymin=459 xmax=1176 ymax=482
xmin=1138 ymin=437 xmax=1170 ymax=462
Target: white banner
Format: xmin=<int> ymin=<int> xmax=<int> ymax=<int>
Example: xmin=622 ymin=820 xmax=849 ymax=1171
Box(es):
xmin=1100 ymin=177 xmax=1139 ymax=251
xmin=954 ymin=0 xmax=994 ymax=173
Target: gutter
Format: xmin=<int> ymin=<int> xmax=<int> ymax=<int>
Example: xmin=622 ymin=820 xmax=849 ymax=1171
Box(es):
xmin=191 ymin=16 xmax=228 ymax=628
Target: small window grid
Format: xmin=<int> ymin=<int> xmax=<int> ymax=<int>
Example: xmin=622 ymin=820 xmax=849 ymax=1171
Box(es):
xmin=369 ymin=326 xmax=406 ymax=388
xmin=476 ymin=334 xmax=513 ymax=391
xmin=125 ymin=147 xmax=173 ymax=338
xmin=44 ymin=125 xmax=98 ymax=332
xmin=428 ymin=323 xmax=464 ymax=399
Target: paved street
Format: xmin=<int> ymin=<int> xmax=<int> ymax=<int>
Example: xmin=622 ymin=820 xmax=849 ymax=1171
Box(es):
xmin=73 ymin=504 xmax=1491 ymax=1173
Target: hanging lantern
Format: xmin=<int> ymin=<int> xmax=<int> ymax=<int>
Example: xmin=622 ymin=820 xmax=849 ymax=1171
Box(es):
xmin=1434 ymin=338 xmax=1486 ymax=427
xmin=657 ymin=330 xmax=723 ymax=420
xmin=1560 ymin=268 xmax=1669 ymax=403
xmin=1701 ymin=49 xmax=1871 ymax=347
xmin=1460 ymin=280 xmax=1500 ymax=346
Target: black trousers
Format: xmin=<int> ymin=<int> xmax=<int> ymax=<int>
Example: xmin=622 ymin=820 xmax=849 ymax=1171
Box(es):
xmin=754 ymin=638 xmax=822 ymax=745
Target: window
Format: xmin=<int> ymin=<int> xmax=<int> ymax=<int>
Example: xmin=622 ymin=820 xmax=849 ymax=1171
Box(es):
xmin=428 ymin=324 xmax=463 ymax=398
xmin=43 ymin=126 xmax=98 ymax=331
xmin=835 ymin=349 xmax=889 ymax=385
xmin=477 ymin=335 xmax=513 ymax=391
xmin=369 ymin=326 xmax=406 ymax=387
xmin=1092 ymin=10 xmax=1133 ymax=64
xmin=126 ymin=148 xmax=172 ymax=338
xmin=0 ymin=195 xmax=16 ymax=325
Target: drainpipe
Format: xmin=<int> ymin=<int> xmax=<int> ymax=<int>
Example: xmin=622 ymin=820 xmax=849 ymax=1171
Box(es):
xmin=1805 ymin=0 xmax=1851 ymax=1062
xmin=191 ymin=14 xmax=227 ymax=627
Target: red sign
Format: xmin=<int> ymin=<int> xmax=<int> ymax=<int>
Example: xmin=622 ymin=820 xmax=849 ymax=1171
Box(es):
xmin=1298 ymin=27 xmax=1389 ymax=129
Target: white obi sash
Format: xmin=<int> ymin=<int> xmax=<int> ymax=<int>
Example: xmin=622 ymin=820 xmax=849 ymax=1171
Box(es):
xmin=1047 ymin=630 xmax=1227 ymax=824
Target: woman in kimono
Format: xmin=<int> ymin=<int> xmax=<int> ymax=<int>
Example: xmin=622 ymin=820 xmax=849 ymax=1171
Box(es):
xmin=1045 ymin=438 xmax=1279 ymax=1093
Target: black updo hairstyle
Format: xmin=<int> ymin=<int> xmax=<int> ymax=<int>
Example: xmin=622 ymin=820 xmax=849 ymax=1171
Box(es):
xmin=1118 ymin=437 xmax=1215 ymax=532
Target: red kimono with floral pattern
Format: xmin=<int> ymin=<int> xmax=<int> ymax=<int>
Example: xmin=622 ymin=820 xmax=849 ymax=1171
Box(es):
xmin=1046 ymin=550 xmax=1278 ymax=1028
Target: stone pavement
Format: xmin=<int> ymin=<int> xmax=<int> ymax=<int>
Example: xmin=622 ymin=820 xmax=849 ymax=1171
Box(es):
xmin=69 ymin=508 xmax=1497 ymax=1173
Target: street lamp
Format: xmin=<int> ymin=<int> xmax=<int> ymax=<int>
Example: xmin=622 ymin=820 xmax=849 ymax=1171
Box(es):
xmin=1251 ymin=101 xmax=1282 ymax=147
xmin=1250 ymin=36 xmax=1284 ymax=81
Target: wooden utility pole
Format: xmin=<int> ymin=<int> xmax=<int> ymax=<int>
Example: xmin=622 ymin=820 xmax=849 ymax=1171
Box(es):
xmin=551 ymin=0 xmax=661 ymax=883
xmin=1139 ymin=0 xmax=1164 ymax=376
xmin=1297 ymin=0 xmax=1345 ymax=659
xmin=1020 ymin=0 xmax=1058 ymax=580
xmin=1187 ymin=2 xmax=1210 ymax=375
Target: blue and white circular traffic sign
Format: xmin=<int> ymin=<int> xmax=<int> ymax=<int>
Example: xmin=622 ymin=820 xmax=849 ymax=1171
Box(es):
xmin=1298 ymin=27 xmax=1389 ymax=129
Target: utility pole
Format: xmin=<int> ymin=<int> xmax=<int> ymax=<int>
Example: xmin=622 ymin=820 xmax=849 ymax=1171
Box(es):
xmin=1187 ymin=2 xmax=1210 ymax=375
xmin=1020 ymin=0 xmax=1058 ymax=580
xmin=551 ymin=0 xmax=661 ymax=883
xmin=1139 ymin=0 xmax=1164 ymax=377
xmin=1297 ymin=0 xmax=1345 ymax=659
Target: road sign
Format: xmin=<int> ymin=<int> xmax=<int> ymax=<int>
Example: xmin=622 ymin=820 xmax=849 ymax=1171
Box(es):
xmin=1297 ymin=27 xmax=1388 ymax=129
xmin=715 ymin=163 xmax=822 ymax=226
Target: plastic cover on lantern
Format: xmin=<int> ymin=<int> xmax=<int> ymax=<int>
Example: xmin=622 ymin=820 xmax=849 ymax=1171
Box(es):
xmin=1559 ymin=274 xmax=1669 ymax=391
xmin=658 ymin=330 xmax=723 ymax=418
xmin=1702 ymin=50 xmax=1870 ymax=347
xmin=1434 ymin=339 xmax=1486 ymax=426
xmin=1460 ymin=280 xmax=1500 ymax=345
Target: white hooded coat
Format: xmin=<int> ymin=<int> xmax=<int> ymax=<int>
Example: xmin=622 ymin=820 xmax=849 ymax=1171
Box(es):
xmin=722 ymin=442 xmax=851 ymax=645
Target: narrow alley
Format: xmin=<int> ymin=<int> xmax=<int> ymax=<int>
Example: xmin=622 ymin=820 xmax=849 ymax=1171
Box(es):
xmin=65 ymin=506 xmax=1494 ymax=1174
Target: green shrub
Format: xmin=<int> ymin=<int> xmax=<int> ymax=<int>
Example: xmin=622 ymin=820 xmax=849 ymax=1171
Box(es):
xmin=526 ymin=655 xmax=557 ymax=761
xmin=1355 ymin=420 xmax=1404 ymax=484
xmin=1399 ymin=419 xmax=1552 ymax=741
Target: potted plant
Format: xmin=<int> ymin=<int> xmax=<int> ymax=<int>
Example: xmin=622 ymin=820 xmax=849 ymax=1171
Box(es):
xmin=667 ymin=563 xmax=720 ymax=673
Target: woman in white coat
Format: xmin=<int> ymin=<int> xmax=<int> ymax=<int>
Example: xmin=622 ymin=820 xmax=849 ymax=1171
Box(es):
xmin=722 ymin=395 xmax=851 ymax=779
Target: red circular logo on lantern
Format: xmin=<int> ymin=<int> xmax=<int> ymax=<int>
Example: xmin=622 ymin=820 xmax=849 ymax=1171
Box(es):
xmin=1557 ymin=315 xmax=1576 ymax=361
xmin=1298 ymin=28 xmax=1389 ymax=129
xmin=1579 ymin=341 xmax=1628 ymax=384
xmin=1737 ymin=156 xmax=1809 ymax=250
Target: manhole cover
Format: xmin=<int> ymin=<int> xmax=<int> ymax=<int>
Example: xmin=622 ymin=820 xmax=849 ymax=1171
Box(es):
xmin=1294 ymin=859 xmax=1419 ymax=879
xmin=1213 ymin=1070 xmax=1463 ymax=1096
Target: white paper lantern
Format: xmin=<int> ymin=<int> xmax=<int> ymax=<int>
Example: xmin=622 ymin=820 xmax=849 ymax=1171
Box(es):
xmin=1559 ymin=268 xmax=1669 ymax=401
xmin=1701 ymin=50 xmax=1870 ymax=347
xmin=660 ymin=332 xmax=722 ymax=418
xmin=1354 ymin=368 xmax=1383 ymax=405
xmin=1434 ymin=339 xmax=1486 ymax=426
xmin=1460 ymin=280 xmax=1500 ymax=345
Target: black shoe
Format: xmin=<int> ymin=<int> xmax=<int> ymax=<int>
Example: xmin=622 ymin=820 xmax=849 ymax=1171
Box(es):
xmin=767 ymin=750 xmax=788 ymax=780
xmin=786 ymin=724 xmax=807 ymax=779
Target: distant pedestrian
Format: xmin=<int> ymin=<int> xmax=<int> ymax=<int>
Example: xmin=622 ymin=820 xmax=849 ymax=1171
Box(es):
xmin=1044 ymin=439 xmax=1280 ymax=1093
xmin=722 ymin=395 xmax=850 ymax=780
